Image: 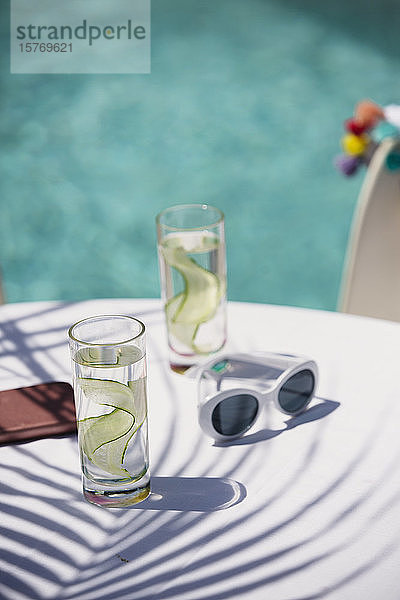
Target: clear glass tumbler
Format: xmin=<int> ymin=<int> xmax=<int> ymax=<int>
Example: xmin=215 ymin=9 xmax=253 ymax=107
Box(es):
xmin=68 ymin=315 xmax=150 ymax=508
xmin=156 ymin=204 xmax=227 ymax=373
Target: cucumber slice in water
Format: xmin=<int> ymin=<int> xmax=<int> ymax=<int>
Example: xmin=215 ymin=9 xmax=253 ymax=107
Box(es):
xmin=78 ymin=377 xmax=135 ymax=412
xmin=79 ymin=409 xmax=134 ymax=477
xmin=128 ymin=378 xmax=147 ymax=426
xmin=165 ymin=292 xmax=199 ymax=349
xmin=78 ymin=378 xmax=145 ymax=478
xmin=163 ymin=246 xmax=220 ymax=325
xmin=162 ymin=242 xmax=222 ymax=350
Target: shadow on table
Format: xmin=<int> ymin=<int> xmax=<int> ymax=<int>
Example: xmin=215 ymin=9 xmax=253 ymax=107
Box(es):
xmin=129 ymin=476 xmax=246 ymax=511
xmin=215 ymin=397 xmax=340 ymax=446
xmin=3 ymin=396 xmax=400 ymax=600
xmin=0 ymin=303 xmax=395 ymax=600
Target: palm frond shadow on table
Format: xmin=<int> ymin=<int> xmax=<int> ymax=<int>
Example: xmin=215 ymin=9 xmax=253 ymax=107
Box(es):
xmin=1 ymin=303 xmax=400 ymax=600
xmin=59 ymin=402 xmax=400 ymax=600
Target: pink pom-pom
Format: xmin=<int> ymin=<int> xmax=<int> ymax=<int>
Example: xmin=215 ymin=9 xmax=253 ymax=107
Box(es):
xmin=354 ymin=100 xmax=384 ymax=129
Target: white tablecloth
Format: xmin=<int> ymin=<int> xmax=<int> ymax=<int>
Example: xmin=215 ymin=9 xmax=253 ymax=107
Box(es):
xmin=1 ymin=298 xmax=400 ymax=600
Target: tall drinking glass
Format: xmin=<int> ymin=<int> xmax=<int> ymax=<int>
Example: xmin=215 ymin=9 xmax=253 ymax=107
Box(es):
xmin=68 ymin=315 xmax=150 ymax=508
xmin=156 ymin=204 xmax=227 ymax=373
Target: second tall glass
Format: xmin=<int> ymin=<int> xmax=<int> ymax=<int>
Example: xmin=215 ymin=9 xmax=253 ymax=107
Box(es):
xmin=156 ymin=204 xmax=227 ymax=373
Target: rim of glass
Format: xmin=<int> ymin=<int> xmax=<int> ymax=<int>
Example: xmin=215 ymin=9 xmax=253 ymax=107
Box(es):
xmin=68 ymin=314 xmax=145 ymax=346
xmin=156 ymin=203 xmax=224 ymax=231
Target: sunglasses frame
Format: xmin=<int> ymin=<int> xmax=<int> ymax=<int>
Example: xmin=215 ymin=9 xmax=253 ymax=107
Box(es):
xmin=197 ymin=353 xmax=318 ymax=441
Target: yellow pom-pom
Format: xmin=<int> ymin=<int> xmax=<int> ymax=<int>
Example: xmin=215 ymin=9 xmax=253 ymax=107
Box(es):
xmin=342 ymin=133 xmax=369 ymax=156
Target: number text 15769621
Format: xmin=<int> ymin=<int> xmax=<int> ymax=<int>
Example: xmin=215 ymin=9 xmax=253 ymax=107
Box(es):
xmin=19 ymin=42 xmax=72 ymax=53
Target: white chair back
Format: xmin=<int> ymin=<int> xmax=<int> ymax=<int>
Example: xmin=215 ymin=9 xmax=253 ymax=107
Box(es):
xmin=339 ymin=137 xmax=400 ymax=321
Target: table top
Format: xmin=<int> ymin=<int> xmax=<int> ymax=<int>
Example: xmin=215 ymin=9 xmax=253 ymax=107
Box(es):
xmin=1 ymin=298 xmax=400 ymax=600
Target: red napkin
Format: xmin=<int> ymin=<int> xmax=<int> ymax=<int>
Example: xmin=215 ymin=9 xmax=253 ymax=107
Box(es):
xmin=0 ymin=382 xmax=77 ymax=445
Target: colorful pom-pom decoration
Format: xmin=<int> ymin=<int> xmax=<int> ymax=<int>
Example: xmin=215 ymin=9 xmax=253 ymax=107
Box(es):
xmin=354 ymin=100 xmax=384 ymax=129
xmin=345 ymin=118 xmax=368 ymax=136
xmin=334 ymin=154 xmax=360 ymax=176
xmin=342 ymin=133 xmax=369 ymax=156
xmin=373 ymin=121 xmax=399 ymax=143
xmin=335 ymin=99 xmax=400 ymax=178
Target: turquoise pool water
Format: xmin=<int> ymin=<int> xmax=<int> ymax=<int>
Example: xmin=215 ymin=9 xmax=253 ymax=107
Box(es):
xmin=1 ymin=0 xmax=400 ymax=309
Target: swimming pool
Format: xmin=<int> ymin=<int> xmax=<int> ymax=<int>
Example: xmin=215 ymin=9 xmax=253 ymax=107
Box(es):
xmin=1 ymin=0 xmax=400 ymax=310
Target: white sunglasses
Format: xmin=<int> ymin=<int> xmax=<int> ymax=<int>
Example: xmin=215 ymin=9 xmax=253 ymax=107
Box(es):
xmin=197 ymin=352 xmax=318 ymax=441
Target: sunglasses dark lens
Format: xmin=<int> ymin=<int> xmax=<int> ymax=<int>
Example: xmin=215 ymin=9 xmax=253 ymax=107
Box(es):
xmin=278 ymin=370 xmax=315 ymax=414
xmin=212 ymin=394 xmax=258 ymax=436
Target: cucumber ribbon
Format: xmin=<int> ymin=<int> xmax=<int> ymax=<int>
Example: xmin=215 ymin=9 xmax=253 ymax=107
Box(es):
xmin=78 ymin=378 xmax=146 ymax=478
xmin=162 ymin=244 xmax=222 ymax=351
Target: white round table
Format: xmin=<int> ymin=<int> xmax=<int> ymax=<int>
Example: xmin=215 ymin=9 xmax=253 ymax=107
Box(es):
xmin=1 ymin=298 xmax=400 ymax=600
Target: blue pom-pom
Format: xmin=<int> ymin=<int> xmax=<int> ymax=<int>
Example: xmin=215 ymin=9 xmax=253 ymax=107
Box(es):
xmin=373 ymin=122 xmax=400 ymax=142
